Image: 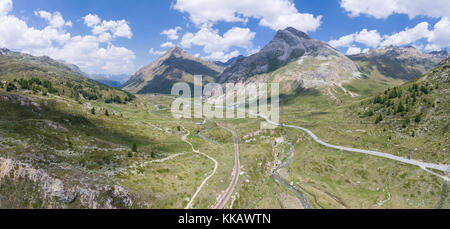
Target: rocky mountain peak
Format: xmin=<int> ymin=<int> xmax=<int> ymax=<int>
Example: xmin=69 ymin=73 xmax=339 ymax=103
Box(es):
xmin=276 ymin=27 xmax=311 ymax=41
xmin=218 ymin=27 xmax=343 ymax=83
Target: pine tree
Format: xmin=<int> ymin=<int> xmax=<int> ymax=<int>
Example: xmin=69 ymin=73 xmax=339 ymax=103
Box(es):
xmin=91 ymin=107 xmax=96 ymax=115
xmin=105 ymin=109 xmax=109 ymax=116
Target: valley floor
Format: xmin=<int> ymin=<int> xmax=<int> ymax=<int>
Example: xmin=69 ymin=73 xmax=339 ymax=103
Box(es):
xmin=0 ymin=81 xmax=448 ymax=209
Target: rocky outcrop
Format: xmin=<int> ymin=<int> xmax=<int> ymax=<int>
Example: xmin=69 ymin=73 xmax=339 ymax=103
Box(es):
xmin=0 ymin=157 xmax=134 ymax=209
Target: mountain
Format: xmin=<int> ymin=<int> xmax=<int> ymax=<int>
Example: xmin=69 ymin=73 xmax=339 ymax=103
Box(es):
xmin=0 ymin=48 xmax=89 ymax=78
xmin=217 ymin=27 xmax=361 ymax=94
xmin=348 ymin=46 xmax=445 ymax=81
xmin=214 ymin=55 xmax=245 ymax=68
xmin=122 ymin=47 xmax=224 ymax=94
xmin=429 ymin=50 xmax=449 ymax=59
xmin=0 ymin=48 xmax=134 ymax=104
xmin=57 ymin=60 xmax=90 ymax=78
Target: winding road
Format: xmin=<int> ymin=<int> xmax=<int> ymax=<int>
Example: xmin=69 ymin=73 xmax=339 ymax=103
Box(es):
xmin=214 ymin=122 xmax=241 ymax=209
xmin=217 ymin=105 xmax=450 ymax=182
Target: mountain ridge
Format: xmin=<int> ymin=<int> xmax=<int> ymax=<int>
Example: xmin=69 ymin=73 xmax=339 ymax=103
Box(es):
xmin=122 ymin=47 xmax=223 ymax=94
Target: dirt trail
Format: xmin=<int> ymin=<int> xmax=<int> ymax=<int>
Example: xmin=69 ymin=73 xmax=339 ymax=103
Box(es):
xmin=182 ymin=128 xmax=219 ymax=209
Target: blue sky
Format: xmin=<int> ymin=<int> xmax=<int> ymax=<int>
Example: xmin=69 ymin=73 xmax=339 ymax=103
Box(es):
xmin=1 ymin=0 xmax=449 ymax=75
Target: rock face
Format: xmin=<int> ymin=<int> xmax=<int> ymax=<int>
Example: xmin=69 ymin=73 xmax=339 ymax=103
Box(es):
xmin=348 ymin=46 xmax=446 ymax=80
xmin=218 ymin=27 xmax=355 ymax=84
xmin=217 ymin=27 xmax=360 ymax=94
xmin=0 ymin=157 xmax=134 ymax=209
xmin=122 ymin=47 xmax=224 ymax=94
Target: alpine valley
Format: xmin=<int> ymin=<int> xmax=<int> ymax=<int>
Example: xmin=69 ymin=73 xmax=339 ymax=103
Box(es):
xmin=0 ymin=26 xmax=449 ymax=210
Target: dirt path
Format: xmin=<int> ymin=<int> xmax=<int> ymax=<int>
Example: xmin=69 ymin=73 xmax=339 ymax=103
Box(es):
xmin=181 ymin=128 xmax=219 ymax=209
xmin=214 ymin=122 xmax=240 ymax=209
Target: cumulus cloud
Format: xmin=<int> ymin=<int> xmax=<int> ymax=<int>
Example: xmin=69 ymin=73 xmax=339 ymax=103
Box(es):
xmin=0 ymin=0 xmax=12 ymax=16
xmin=355 ymin=29 xmax=382 ymax=48
xmin=173 ymin=0 xmax=322 ymax=32
xmin=0 ymin=0 xmax=135 ymax=74
xmin=161 ymin=42 xmax=175 ymax=48
xmin=426 ymin=17 xmax=450 ymax=51
xmin=161 ymin=26 xmax=182 ymax=40
xmin=149 ymin=48 xmax=166 ymax=56
xmin=329 ymin=19 xmax=449 ymax=53
xmin=329 ymin=29 xmax=381 ymax=48
xmin=340 ymin=0 xmax=450 ymax=19
xmin=381 ymin=22 xmax=431 ymax=47
xmin=83 ymin=14 xmax=101 ymax=27
xmin=205 ymin=50 xmax=240 ymax=62
xmin=345 ymin=46 xmax=363 ymax=55
xmin=35 ymin=11 xmax=72 ymax=28
xmin=181 ymin=26 xmax=255 ymax=54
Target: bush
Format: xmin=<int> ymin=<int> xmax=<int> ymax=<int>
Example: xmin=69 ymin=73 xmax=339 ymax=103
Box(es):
xmin=6 ymin=83 xmax=16 ymax=92
xmin=415 ymin=114 xmax=422 ymax=123
xmin=105 ymin=109 xmax=109 ymax=116
xmin=91 ymin=107 xmax=96 ymax=115
xmin=132 ymin=143 xmax=138 ymax=152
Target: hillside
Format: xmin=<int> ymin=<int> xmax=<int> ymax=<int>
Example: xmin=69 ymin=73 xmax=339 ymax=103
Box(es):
xmin=122 ymin=47 xmax=224 ymax=94
xmin=0 ymin=49 xmax=135 ymax=104
xmin=352 ymin=58 xmax=449 ymax=163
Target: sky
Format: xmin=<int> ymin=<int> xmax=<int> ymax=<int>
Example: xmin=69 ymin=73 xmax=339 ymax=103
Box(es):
xmin=0 ymin=0 xmax=449 ymax=76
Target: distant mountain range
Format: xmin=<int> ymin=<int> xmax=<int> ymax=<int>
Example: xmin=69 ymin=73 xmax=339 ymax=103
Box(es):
xmin=348 ymin=46 xmax=448 ymax=80
xmin=3 ymin=27 xmax=448 ymax=96
xmin=121 ymin=27 xmax=448 ymax=96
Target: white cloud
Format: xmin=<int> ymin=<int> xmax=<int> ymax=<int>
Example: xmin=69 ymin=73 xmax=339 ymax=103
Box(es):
xmin=161 ymin=26 xmax=182 ymax=40
xmin=35 ymin=11 xmax=72 ymax=28
xmin=89 ymin=19 xmax=132 ymax=39
xmin=329 ymin=29 xmax=381 ymax=48
xmin=173 ymin=0 xmax=322 ymax=32
xmin=381 ymin=22 xmax=431 ymax=47
xmin=83 ymin=14 xmax=101 ymax=27
xmin=0 ymin=1 xmax=135 ymax=74
xmin=161 ymin=42 xmax=175 ymax=48
xmin=0 ymin=0 xmax=12 ymax=16
xmin=340 ymin=0 xmax=450 ymax=19
xmin=181 ymin=26 xmax=255 ymax=54
xmin=205 ymin=50 xmax=240 ymax=62
xmin=329 ymin=34 xmax=356 ymax=48
xmin=355 ymin=29 xmax=381 ymax=48
xmin=149 ymin=48 xmax=166 ymax=56
xmin=329 ymin=19 xmax=449 ymax=53
xmin=345 ymin=46 xmax=362 ymax=55
xmin=426 ymin=17 xmax=450 ymax=51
